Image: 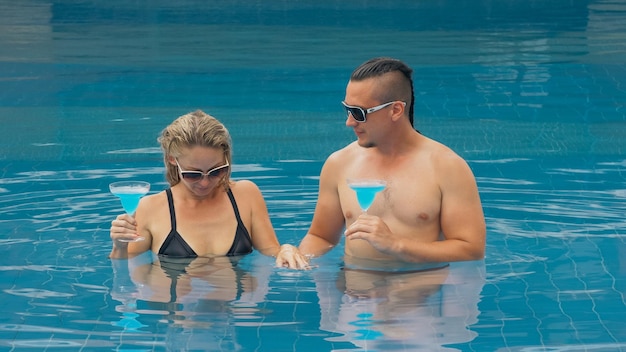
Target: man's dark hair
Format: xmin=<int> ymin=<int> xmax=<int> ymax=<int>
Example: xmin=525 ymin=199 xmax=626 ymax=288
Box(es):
xmin=350 ymin=57 xmax=415 ymax=127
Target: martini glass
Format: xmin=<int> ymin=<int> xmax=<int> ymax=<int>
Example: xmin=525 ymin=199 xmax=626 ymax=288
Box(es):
xmin=347 ymin=179 xmax=387 ymax=212
xmin=109 ymin=181 xmax=150 ymax=242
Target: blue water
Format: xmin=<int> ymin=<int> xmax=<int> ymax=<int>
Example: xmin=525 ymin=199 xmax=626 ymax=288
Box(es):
xmin=1 ymin=1 xmax=626 ymax=351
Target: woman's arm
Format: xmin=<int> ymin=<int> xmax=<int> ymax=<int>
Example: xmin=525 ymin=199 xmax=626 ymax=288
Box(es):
xmin=235 ymin=180 xmax=309 ymax=269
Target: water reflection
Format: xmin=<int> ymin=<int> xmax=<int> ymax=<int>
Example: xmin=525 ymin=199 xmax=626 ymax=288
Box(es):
xmin=313 ymin=261 xmax=485 ymax=351
xmin=110 ymin=252 xmax=273 ymax=351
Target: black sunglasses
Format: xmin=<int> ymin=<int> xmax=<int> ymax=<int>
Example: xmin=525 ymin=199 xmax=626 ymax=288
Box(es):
xmin=175 ymin=159 xmax=230 ymax=182
xmin=341 ymin=101 xmax=404 ymax=122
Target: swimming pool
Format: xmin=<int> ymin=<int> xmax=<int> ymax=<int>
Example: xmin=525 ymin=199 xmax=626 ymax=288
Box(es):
xmin=1 ymin=1 xmax=625 ymax=351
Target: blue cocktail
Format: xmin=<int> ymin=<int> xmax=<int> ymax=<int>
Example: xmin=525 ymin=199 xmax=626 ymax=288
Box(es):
xmin=109 ymin=181 xmax=150 ymax=242
xmin=347 ymin=179 xmax=387 ymax=212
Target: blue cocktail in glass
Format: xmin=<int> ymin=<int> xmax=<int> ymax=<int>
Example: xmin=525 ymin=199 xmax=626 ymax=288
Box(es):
xmin=109 ymin=181 xmax=150 ymax=242
xmin=347 ymin=179 xmax=387 ymax=212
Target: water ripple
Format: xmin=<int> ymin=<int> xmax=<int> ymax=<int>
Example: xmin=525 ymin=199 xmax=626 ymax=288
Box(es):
xmin=4 ymin=288 xmax=75 ymax=299
xmin=0 ymin=265 xmax=96 ymax=273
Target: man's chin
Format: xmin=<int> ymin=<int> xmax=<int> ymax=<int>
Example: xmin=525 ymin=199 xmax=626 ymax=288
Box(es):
xmin=357 ymin=140 xmax=375 ymax=148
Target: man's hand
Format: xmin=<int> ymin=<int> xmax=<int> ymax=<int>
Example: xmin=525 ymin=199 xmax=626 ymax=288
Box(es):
xmin=344 ymin=214 xmax=396 ymax=255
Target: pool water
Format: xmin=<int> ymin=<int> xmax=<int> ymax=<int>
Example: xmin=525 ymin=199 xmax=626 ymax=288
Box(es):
xmin=1 ymin=1 xmax=626 ymax=351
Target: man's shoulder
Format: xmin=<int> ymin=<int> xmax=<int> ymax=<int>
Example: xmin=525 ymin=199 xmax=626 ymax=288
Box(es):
xmin=420 ymin=135 xmax=463 ymax=158
xmin=326 ymin=141 xmax=358 ymax=162
xmin=422 ymin=138 xmax=472 ymax=174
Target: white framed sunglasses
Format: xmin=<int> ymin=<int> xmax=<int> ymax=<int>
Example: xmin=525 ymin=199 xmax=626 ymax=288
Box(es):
xmin=175 ymin=159 xmax=230 ymax=182
xmin=341 ymin=101 xmax=406 ymax=122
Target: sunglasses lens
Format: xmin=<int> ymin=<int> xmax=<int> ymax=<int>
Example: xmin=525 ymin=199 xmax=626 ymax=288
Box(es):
xmin=182 ymin=172 xmax=203 ymax=180
xmin=352 ymin=108 xmax=366 ymax=122
xmin=344 ymin=106 xmax=365 ymax=122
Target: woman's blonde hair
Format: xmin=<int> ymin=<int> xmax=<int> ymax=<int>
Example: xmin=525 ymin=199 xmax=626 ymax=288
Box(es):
xmin=158 ymin=110 xmax=232 ymax=189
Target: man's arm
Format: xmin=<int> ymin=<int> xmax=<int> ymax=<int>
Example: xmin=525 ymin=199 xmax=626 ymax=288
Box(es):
xmin=395 ymin=152 xmax=485 ymax=262
xmin=299 ymin=155 xmax=347 ymax=257
xmin=437 ymin=154 xmax=486 ymax=260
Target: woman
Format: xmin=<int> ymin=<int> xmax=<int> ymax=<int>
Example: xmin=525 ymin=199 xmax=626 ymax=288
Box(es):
xmin=109 ymin=110 xmax=309 ymax=269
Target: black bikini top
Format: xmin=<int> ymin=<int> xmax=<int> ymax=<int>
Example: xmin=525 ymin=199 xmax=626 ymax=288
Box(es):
xmin=158 ymin=188 xmax=253 ymax=257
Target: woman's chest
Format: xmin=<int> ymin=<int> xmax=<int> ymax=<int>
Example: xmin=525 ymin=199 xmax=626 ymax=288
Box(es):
xmin=148 ymin=197 xmax=241 ymax=255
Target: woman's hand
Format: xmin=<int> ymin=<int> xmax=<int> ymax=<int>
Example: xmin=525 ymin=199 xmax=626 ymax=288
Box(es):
xmin=110 ymin=213 xmax=141 ymax=244
xmin=275 ymin=244 xmax=310 ymax=270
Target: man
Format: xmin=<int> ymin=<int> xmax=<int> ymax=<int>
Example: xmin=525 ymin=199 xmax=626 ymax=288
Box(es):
xmin=299 ymin=57 xmax=485 ymax=268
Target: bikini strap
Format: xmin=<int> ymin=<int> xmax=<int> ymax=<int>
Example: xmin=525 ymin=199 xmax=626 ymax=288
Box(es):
xmin=226 ymin=188 xmax=244 ymax=224
xmin=165 ymin=188 xmax=177 ymax=230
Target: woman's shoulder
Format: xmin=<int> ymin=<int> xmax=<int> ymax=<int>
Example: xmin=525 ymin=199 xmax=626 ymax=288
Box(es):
xmin=134 ymin=189 xmax=169 ymax=223
xmin=139 ymin=189 xmax=168 ymax=207
xmin=229 ymin=179 xmax=261 ymax=193
xmin=228 ymin=180 xmax=265 ymax=207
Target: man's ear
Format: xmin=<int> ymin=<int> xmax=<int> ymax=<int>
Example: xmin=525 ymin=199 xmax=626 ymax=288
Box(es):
xmin=390 ymin=101 xmax=406 ymax=122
